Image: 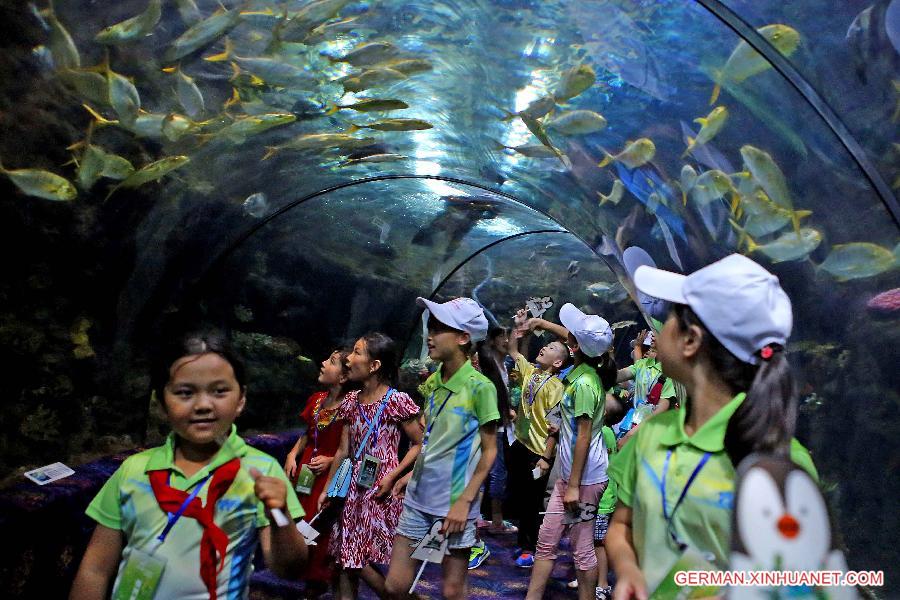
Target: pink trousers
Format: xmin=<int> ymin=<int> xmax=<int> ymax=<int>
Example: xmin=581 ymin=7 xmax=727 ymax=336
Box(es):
xmin=534 ymin=478 xmax=608 ymax=571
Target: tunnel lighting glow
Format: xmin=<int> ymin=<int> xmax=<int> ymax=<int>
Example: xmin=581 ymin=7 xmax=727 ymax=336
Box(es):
xmin=477 ymin=215 xmax=527 ymax=236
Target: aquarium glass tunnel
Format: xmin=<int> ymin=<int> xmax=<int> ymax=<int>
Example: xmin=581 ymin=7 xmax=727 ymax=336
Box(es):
xmin=0 ymin=0 xmax=898 ymax=595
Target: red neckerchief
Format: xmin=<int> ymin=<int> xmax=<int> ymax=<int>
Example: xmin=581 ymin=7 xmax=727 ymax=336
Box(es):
xmin=148 ymin=457 xmax=241 ymax=600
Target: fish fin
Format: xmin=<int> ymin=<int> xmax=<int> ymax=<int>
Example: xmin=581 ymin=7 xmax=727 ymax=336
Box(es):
xmin=709 ymin=81 xmax=721 ymax=105
xmin=597 ymin=152 xmax=613 ymax=168
xmin=228 ymin=61 xmax=241 ymax=82
xmin=347 ymin=124 xmax=361 ymax=134
xmin=261 ymin=146 xmax=279 ymax=161
xmin=326 ymin=103 xmax=340 ymax=115
xmin=729 ymin=192 xmax=741 ymax=215
xmin=790 ymin=211 xmax=801 ymax=234
xmin=223 ymin=87 xmax=241 ymax=108
xmin=204 ymin=37 xmax=233 ymax=62
xmin=693 ymin=117 xmax=707 ymax=126
xmin=728 ymin=218 xmax=758 ymax=253
xmin=82 ymin=103 xmax=116 ymax=126
xmin=161 ymin=65 xmax=177 ymax=73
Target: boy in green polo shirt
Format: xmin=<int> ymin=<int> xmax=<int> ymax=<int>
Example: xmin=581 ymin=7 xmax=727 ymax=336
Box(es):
xmin=70 ymin=331 xmax=306 ymax=600
xmin=384 ymin=297 xmax=499 ymax=600
xmin=615 ymin=329 xmax=676 ymax=446
xmin=606 ymin=254 xmax=819 ymax=599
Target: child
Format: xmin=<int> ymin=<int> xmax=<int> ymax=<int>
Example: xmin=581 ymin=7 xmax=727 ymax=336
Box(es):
xmin=480 ymin=328 xmax=518 ymax=536
xmin=606 ymin=254 xmax=819 ymax=599
xmin=615 ymin=329 xmax=676 ymax=447
xmin=318 ymin=333 xmax=422 ymax=600
xmin=507 ymin=308 xmax=571 ymax=568
xmin=525 ymin=304 xmax=616 ymax=600
xmin=384 ymin=297 xmax=499 ymax=600
xmin=70 ymin=331 xmax=307 ymax=600
xmin=284 ymin=348 xmax=356 ymax=596
xmin=594 ymin=393 xmax=627 ymax=600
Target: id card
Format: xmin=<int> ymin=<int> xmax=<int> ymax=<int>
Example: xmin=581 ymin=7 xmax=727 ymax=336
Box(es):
xmin=113 ymin=548 xmax=166 ymax=600
xmin=357 ymin=454 xmax=381 ymax=489
xmin=295 ymin=464 xmax=315 ymax=495
xmin=649 ymin=546 xmax=720 ymax=600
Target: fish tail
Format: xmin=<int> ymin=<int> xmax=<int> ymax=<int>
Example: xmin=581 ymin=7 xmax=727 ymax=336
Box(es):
xmin=681 ymin=138 xmax=694 ymax=158
xmin=205 ymin=37 xmax=233 ymax=62
xmin=223 ymin=87 xmax=241 ymax=109
xmin=261 ymin=146 xmax=279 ymax=161
xmin=326 ymin=103 xmax=341 ymax=116
xmin=790 ymin=211 xmax=801 ymax=233
xmin=346 ymin=124 xmax=361 ymax=134
xmin=728 ymin=218 xmax=757 ymax=252
xmin=228 ymin=61 xmax=241 ymax=82
xmin=597 ymin=191 xmax=608 ymax=206
xmin=597 ymin=152 xmax=613 ymax=168
xmin=709 ymin=77 xmax=721 ymax=105
xmin=82 ymin=103 xmax=116 ymax=126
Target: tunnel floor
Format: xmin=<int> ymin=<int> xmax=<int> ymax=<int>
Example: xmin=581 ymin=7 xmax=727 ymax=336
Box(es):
xmin=250 ymin=528 xmax=583 ymax=599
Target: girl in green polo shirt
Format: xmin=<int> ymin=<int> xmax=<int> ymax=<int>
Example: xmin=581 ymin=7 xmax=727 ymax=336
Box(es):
xmin=70 ymin=331 xmax=307 ymax=600
xmin=606 ymin=254 xmax=818 ymax=600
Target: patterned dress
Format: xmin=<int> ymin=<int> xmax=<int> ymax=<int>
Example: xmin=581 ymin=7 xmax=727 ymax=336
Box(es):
xmin=297 ymin=391 xmax=343 ymax=582
xmin=329 ymin=389 xmax=419 ymax=568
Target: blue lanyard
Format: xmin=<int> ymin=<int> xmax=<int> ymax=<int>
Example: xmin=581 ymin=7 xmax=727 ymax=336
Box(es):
xmin=660 ymin=450 xmax=711 ymax=548
xmin=357 ymin=390 xmax=389 ymax=452
xmin=156 ymin=473 xmax=211 ymax=544
xmin=422 ymin=390 xmax=453 ymax=451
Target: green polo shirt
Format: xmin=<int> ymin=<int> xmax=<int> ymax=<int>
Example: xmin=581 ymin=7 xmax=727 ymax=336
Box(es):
xmin=86 ymin=426 xmax=304 ymax=600
xmin=598 ymin=426 xmax=619 ymax=514
xmin=608 ymin=393 xmax=818 ymax=591
xmin=406 ymin=359 xmax=500 ymax=518
xmin=629 ymin=357 xmax=675 ymax=409
xmin=558 ymin=362 xmax=608 ymax=485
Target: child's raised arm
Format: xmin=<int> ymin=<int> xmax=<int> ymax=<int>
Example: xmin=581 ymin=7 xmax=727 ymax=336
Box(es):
xmin=69 ymin=525 xmax=124 ymax=600
xmin=527 ymin=317 xmax=569 ymax=342
xmin=508 ymin=308 xmax=531 ymax=361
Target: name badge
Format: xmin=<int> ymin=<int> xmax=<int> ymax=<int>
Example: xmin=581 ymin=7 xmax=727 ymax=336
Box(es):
xmin=295 ymin=464 xmax=315 ymax=495
xmin=113 ymin=548 xmax=166 ymax=600
xmin=357 ymin=454 xmax=381 ymax=489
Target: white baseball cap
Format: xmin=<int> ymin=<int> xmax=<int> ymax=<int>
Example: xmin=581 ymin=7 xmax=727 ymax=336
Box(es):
xmin=417 ymin=297 xmax=489 ymax=342
xmin=559 ymin=303 xmax=613 ymax=358
xmin=633 ymin=254 xmax=792 ymax=365
xmin=623 ymin=246 xmax=670 ymax=325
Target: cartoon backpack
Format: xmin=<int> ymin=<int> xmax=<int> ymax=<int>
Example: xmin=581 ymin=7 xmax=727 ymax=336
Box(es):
xmin=728 ymin=454 xmax=858 ymax=600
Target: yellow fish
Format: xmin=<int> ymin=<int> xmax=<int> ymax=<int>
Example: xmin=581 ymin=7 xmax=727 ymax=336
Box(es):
xmin=0 ymin=160 xmax=77 ymax=201
xmin=682 ymin=106 xmax=728 ymax=157
xmin=818 ymin=243 xmax=898 ymax=281
xmin=598 ymin=138 xmax=655 ymax=169
xmin=710 ymin=24 xmax=800 ymax=104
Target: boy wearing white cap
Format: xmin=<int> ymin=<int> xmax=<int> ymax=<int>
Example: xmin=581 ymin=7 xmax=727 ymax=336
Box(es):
xmin=524 ymin=304 xmax=616 ymax=600
xmin=384 ymin=297 xmax=499 ymax=600
xmin=606 ymin=254 xmax=819 ymax=599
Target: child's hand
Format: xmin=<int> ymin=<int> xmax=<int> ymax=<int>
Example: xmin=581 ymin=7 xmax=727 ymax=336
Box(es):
xmin=392 ymin=473 xmax=411 ymax=500
xmin=563 ymin=484 xmax=581 ymax=512
xmin=317 ymin=489 xmax=330 ymax=513
xmin=250 ymin=467 xmax=288 ymax=512
xmin=514 ymin=308 xmax=528 ymax=326
xmin=508 ymin=408 xmax=517 ymax=422
xmin=308 ymin=454 xmax=332 ymax=474
xmin=536 ymin=458 xmax=551 ymax=476
xmin=524 ymin=317 xmax=542 ymax=331
xmin=635 ymin=329 xmax=648 ymax=346
xmin=612 ymin=563 xmax=649 ymax=600
xmin=284 ymin=452 xmax=298 ymax=479
xmin=442 ymin=499 xmax=470 ymax=535
xmin=374 ymin=474 xmax=394 ymax=500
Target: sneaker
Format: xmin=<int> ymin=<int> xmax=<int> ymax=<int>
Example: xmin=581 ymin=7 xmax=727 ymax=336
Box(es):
xmin=596 ymin=586 xmax=613 ymax=600
xmin=487 ymin=520 xmax=519 ymax=534
xmin=514 ymin=552 xmax=535 ymax=568
xmin=567 ymin=579 xmax=579 ymax=589
xmin=468 ymin=540 xmax=490 ymax=570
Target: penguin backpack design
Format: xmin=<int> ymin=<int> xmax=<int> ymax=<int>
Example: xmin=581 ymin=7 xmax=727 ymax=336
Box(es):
xmin=729 ymin=455 xmax=857 ymax=600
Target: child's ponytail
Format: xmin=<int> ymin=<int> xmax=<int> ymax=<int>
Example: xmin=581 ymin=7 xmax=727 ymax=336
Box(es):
xmin=724 ymin=345 xmax=797 ymax=467
xmin=672 ymin=304 xmax=796 ymax=467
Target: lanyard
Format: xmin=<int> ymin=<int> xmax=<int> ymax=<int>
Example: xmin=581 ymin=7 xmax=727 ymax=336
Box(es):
xmin=660 ymin=449 xmax=711 ymax=549
xmin=156 ymin=473 xmax=211 ymax=544
xmin=356 ymin=389 xmax=391 ymax=456
xmin=526 ymin=371 xmax=552 ymax=407
xmin=422 ymin=389 xmax=453 ymax=453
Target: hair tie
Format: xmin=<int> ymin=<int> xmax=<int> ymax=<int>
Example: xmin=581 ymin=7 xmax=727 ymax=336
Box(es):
xmin=760 ymin=346 xmax=774 ymax=360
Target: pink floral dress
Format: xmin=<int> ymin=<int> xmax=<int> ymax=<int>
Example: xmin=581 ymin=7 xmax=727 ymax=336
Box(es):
xmin=329 ymin=389 xmax=419 ymax=568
